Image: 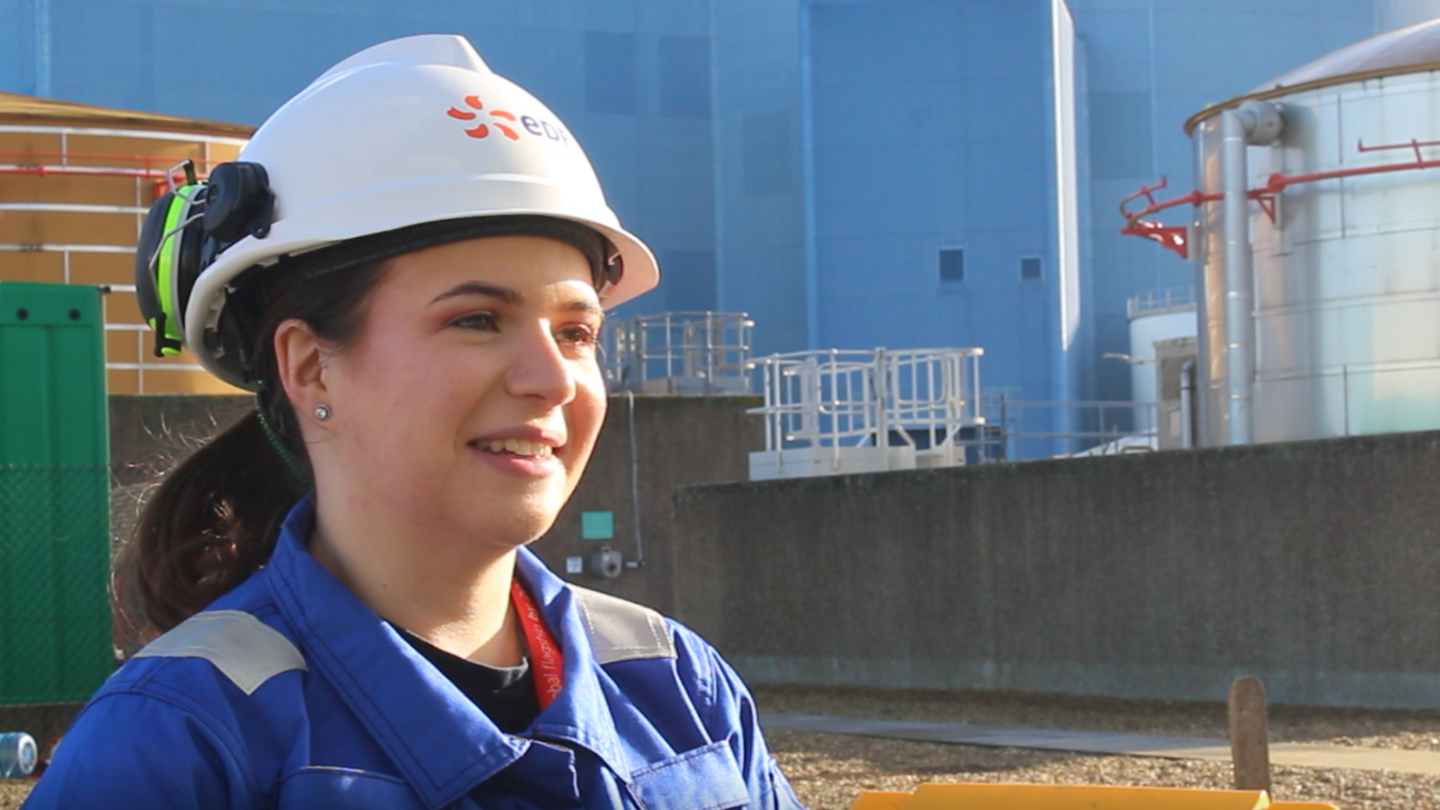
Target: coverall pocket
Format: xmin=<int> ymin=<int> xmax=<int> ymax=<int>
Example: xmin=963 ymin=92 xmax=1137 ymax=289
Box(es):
xmin=629 ymin=740 xmax=751 ymax=810
xmin=278 ymin=765 xmax=428 ymax=809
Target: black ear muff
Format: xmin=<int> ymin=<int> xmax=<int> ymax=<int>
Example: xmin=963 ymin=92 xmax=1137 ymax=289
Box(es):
xmin=204 ymin=162 xmax=275 ymax=243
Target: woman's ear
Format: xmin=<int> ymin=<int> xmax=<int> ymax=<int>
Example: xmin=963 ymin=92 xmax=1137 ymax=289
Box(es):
xmin=274 ymin=319 xmax=331 ymax=424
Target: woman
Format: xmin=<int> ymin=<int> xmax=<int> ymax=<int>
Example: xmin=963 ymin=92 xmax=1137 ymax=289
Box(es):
xmin=24 ymin=35 xmax=803 ymax=809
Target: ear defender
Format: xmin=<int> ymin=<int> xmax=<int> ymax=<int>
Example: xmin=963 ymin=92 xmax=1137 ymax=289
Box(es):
xmin=134 ymin=160 xmax=275 ymax=358
xmin=204 ymin=162 xmax=274 ymax=243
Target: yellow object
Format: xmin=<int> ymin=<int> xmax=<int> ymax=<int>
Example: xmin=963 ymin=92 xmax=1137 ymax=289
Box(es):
xmin=901 ymin=783 xmax=1270 ymax=809
xmin=848 ymin=791 xmax=911 ymax=810
xmin=848 ymin=783 xmax=1345 ymax=810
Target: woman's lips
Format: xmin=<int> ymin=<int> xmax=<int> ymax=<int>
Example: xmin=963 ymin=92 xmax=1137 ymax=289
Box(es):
xmin=468 ymin=439 xmax=563 ymax=476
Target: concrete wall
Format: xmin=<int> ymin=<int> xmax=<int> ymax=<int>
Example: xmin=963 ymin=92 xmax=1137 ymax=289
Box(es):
xmin=531 ymin=394 xmax=762 ymax=616
xmin=111 ymin=394 xmax=1440 ymax=710
xmin=673 ymin=431 xmax=1440 ymax=709
xmin=107 ymin=394 xmax=760 ymax=618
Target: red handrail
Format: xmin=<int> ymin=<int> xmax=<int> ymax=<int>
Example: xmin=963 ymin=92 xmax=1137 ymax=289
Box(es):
xmin=1120 ymin=138 xmax=1440 ymax=259
xmin=0 ymin=151 xmax=218 ymax=197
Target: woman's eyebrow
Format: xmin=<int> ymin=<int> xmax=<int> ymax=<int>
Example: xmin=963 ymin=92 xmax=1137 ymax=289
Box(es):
xmin=430 ymin=281 xmax=522 ymax=305
xmin=563 ymin=299 xmax=605 ymax=316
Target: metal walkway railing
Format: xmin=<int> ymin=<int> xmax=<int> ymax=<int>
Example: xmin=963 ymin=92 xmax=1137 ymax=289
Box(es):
xmin=748 ymin=347 xmax=985 ymax=479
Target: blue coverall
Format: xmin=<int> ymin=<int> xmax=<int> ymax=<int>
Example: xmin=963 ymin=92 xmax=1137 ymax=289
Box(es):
xmin=23 ymin=495 xmax=806 ymax=809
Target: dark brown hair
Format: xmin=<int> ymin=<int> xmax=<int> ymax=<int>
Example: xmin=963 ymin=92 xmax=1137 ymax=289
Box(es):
xmin=114 ymin=257 xmax=388 ymax=643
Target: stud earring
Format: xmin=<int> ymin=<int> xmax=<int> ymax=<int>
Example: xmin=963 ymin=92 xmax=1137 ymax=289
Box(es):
xmin=314 ymin=403 xmax=332 ymax=421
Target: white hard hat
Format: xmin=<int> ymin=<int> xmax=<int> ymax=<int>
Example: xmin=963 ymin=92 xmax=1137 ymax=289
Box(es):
xmin=183 ymin=34 xmax=658 ymax=387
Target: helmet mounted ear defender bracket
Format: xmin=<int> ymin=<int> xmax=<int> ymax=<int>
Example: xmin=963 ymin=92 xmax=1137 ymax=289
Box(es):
xmin=134 ymin=159 xmax=276 ymax=359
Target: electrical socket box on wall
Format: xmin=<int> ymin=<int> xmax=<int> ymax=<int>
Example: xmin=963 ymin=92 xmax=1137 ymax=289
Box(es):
xmin=590 ymin=545 xmax=623 ymax=579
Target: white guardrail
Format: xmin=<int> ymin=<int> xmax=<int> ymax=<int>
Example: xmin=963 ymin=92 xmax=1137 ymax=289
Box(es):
xmin=604 ymin=311 xmax=755 ymax=395
xmin=748 ymin=347 xmax=986 ymax=480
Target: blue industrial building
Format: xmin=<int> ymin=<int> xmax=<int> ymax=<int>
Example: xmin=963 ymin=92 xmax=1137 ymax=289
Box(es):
xmin=3 ymin=0 xmax=1437 ymax=425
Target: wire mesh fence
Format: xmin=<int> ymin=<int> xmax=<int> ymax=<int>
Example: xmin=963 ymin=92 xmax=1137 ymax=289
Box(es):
xmin=0 ymin=464 xmax=114 ymax=743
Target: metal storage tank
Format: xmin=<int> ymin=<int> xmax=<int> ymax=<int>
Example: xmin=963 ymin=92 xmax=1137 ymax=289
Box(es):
xmin=0 ymin=92 xmax=251 ymax=394
xmin=1187 ymin=19 xmax=1440 ymax=444
xmin=1125 ymin=287 xmax=1197 ymax=434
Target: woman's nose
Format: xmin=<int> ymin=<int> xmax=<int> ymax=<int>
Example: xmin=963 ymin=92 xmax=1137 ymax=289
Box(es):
xmin=504 ymin=323 xmax=577 ymax=406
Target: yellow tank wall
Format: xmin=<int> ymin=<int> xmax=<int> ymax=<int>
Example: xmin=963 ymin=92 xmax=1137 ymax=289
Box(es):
xmin=0 ymin=124 xmax=245 ymax=394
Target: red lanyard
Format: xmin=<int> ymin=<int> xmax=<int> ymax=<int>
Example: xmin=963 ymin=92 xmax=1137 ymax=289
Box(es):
xmin=510 ymin=580 xmax=564 ymax=710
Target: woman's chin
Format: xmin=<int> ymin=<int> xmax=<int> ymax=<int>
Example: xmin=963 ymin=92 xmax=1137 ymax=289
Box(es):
xmin=440 ymin=493 xmax=568 ymax=549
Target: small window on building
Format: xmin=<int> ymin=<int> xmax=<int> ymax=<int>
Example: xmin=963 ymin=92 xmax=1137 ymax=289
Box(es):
xmin=1020 ymin=257 xmax=1042 ymax=280
xmin=939 ymin=248 xmax=964 ymax=282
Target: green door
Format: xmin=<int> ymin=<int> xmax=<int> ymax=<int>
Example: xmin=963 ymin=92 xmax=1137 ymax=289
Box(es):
xmin=0 ymin=282 xmax=113 ymax=703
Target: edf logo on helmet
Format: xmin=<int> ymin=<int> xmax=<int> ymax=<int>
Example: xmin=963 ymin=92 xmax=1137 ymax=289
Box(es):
xmin=447 ymin=95 xmax=572 ymax=145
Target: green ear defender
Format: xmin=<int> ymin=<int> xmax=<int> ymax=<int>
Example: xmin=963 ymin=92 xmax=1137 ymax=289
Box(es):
xmin=134 ymin=160 xmax=274 ymax=358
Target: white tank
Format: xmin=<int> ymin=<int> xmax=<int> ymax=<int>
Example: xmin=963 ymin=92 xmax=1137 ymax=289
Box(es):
xmin=1188 ymin=19 xmax=1440 ymax=443
xmin=1126 ymin=289 xmax=1197 ymax=432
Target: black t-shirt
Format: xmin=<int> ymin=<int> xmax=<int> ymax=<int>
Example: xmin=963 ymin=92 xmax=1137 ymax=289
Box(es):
xmin=395 ymin=627 xmax=541 ymax=734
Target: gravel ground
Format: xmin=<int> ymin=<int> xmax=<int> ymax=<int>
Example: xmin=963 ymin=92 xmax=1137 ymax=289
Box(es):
xmin=5 ymin=686 xmax=1439 ymax=809
xmin=754 ymin=685 xmax=1440 ymax=810
xmin=0 ymin=781 xmax=25 ymax=809
xmin=767 ymin=729 xmax=1440 ymax=810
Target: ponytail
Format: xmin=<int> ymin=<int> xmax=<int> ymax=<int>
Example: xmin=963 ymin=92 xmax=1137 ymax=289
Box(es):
xmin=115 ymin=411 xmax=306 ymax=641
xmin=115 ymin=254 xmax=388 ymax=645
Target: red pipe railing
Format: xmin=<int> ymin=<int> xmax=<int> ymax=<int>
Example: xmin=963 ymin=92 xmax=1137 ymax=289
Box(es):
xmin=1120 ymin=138 xmax=1440 ymax=260
xmin=0 ymin=151 xmax=219 ymax=196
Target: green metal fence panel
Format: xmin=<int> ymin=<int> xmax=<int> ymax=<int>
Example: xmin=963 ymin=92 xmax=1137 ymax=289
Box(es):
xmin=0 ymin=282 xmax=113 ymax=704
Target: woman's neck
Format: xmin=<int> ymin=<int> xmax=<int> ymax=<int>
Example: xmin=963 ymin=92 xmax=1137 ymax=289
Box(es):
xmin=307 ymin=493 xmax=527 ymax=668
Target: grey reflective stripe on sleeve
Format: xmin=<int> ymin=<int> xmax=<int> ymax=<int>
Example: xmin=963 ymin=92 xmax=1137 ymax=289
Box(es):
xmin=570 ymin=586 xmax=677 ymax=665
xmin=132 ymin=609 xmax=307 ymax=695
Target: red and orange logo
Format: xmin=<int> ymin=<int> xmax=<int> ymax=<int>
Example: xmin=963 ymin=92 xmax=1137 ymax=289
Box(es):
xmin=447 ymin=95 xmax=519 ymax=140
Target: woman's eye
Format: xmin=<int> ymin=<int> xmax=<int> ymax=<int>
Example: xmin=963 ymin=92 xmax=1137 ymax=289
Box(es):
xmin=558 ymin=323 xmax=600 ymax=348
xmin=452 ymin=312 xmax=498 ymax=332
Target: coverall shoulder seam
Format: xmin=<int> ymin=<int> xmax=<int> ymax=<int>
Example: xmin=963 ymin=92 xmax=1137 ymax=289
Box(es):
xmin=81 ymin=678 xmax=266 ymax=799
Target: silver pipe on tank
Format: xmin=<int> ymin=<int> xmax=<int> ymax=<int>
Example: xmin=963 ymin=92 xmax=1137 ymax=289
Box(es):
xmin=1180 ymin=359 xmax=1195 ymax=450
xmin=1220 ymin=101 xmax=1282 ymax=446
xmin=1221 ymin=109 xmax=1253 ymax=445
xmin=1191 ymin=135 xmax=1213 ymax=447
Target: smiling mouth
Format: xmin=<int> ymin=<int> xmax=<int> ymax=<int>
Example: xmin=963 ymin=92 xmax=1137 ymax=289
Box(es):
xmin=473 ymin=438 xmax=556 ymax=459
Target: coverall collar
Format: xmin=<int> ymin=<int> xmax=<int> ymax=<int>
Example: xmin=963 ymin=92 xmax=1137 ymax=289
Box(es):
xmin=265 ymin=494 xmax=635 ymax=807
